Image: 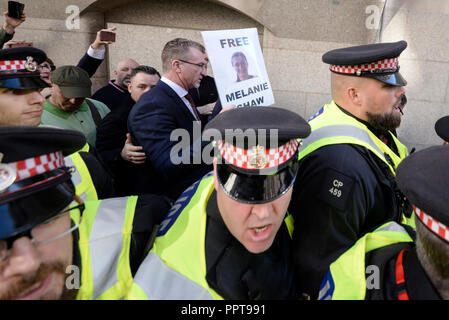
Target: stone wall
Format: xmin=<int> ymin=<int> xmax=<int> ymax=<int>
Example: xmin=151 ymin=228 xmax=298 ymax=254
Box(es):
xmin=381 ymin=1 xmax=449 ymax=150
xmin=0 ymin=0 xmax=447 ymax=150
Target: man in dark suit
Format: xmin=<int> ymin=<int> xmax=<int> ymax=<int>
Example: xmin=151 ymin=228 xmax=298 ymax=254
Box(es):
xmin=128 ymin=38 xmax=213 ymax=201
xmin=96 ymin=65 xmax=161 ymax=196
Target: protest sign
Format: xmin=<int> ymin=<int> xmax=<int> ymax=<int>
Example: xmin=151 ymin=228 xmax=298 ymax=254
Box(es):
xmin=201 ymin=28 xmax=274 ymax=108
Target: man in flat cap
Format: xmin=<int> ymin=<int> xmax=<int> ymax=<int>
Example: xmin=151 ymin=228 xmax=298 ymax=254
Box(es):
xmin=41 ymin=65 xmax=110 ymax=147
xmin=319 ymin=145 xmax=449 ymax=300
xmin=0 ymin=126 xmax=171 ymax=300
xmin=0 ymin=47 xmax=114 ymax=202
xmin=289 ymin=41 xmax=411 ymax=298
xmin=126 ymin=106 xmax=311 ymax=300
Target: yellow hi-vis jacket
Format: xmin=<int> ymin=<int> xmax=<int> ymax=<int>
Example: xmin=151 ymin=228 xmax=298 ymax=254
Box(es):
xmin=65 ymin=143 xmax=98 ymax=202
xmin=300 ymin=101 xmax=412 ymax=226
xmin=126 ymin=174 xmax=294 ymax=300
xmin=71 ymin=196 xmax=137 ymax=300
xmin=318 ymin=221 xmax=413 ymax=300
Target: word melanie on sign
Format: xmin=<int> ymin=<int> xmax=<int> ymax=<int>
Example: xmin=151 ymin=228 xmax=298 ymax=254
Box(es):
xmin=225 ymin=82 xmax=269 ymax=107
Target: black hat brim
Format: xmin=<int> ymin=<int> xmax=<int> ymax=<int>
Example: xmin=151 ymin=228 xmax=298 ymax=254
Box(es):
xmin=216 ymin=158 xmax=299 ymax=204
xmin=362 ymin=70 xmax=407 ymax=87
xmin=0 ymin=170 xmax=75 ymax=240
xmin=0 ymin=126 xmax=86 ymax=162
xmin=0 ymin=75 xmax=50 ymax=89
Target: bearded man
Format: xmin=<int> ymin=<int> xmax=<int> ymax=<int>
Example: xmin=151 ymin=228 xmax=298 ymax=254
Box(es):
xmin=288 ymin=41 xmax=412 ymax=298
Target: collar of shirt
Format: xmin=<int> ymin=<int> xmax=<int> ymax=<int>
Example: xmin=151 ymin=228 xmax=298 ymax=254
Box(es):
xmin=161 ymin=76 xmax=188 ymax=98
xmin=109 ymin=80 xmax=127 ymax=93
xmin=43 ymin=100 xmax=88 ymax=119
xmin=161 ymin=76 xmax=199 ymax=120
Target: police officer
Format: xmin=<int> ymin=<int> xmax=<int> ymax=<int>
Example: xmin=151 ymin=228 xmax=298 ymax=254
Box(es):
xmin=434 ymin=115 xmax=449 ymax=144
xmin=319 ymin=145 xmax=449 ymax=300
xmin=289 ymin=41 xmax=412 ymax=298
xmin=0 ymin=46 xmax=114 ymax=201
xmin=0 ymin=126 xmax=171 ymax=300
xmin=127 ymin=106 xmax=311 ymax=300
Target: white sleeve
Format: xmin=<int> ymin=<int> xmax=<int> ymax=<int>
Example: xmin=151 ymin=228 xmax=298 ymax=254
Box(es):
xmin=87 ymin=45 xmax=106 ymax=60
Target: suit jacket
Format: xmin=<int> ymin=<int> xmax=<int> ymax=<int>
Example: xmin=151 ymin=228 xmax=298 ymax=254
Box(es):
xmin=96 ymin=95 xmax=152 ymax=197
xmin=128 ymin=80 xmax=212 ymax=200
xmin=77 ymin=52 xmax=103 ymax=78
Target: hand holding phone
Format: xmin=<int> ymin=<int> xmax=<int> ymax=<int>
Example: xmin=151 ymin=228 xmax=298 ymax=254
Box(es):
xmin=99 ymin=31 xmax=116 ymax=42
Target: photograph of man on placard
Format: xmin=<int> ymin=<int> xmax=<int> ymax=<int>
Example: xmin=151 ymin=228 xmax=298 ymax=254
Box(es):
xmin=231 ymin=51 xmax=257 ymax=83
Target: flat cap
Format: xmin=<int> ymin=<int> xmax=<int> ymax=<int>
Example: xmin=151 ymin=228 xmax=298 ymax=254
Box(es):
xmin=0 ymin=126 xmax=86 ymax=239
xmin=396 ymin=145 xmax=449 ymax=243
xmin=203 ymin=106 xmax=311 ymax=204
xmin=0 ymin=47 xmax=50 ymax=89
xmin=322 ymin=41 xmax=407 ymax=86
xmin=51 ymin=65 xmax=92 ymax=98
xmin=434 ymin=116 xmax=449 ymax=142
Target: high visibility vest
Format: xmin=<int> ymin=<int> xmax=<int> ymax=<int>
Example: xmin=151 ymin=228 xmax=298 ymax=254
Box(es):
xmin=65 ymin=143 xmax=98 ymax=202
xmin=300 ymin=101 xmax=412 ymax=226
xmin=318 ymin=221 xmax=414 ymax=300
xmin=72 ymin=196 xmax=137 ymax=300
xmin=126 ymin=174 xmax=295 ymax=300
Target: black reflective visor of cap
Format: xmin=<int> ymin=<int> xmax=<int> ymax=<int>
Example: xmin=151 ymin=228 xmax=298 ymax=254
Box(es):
xmin=0 ymin=169 xmax=75 ymax=240
xmin=361 ymin=70 xmax=407 ymax=87
xmin=0 ymin=75 xmax=50 ymax=90
xmin=216 ymin=158 xmax=299 ymax=204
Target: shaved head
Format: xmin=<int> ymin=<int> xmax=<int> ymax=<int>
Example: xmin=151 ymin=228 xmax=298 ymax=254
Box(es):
xmin=114 ymin=59 xmax=139 ymax=89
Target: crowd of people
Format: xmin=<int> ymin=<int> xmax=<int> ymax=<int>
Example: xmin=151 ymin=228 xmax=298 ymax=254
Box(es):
xmin=1 ymin=8 xmax=449 ymax=301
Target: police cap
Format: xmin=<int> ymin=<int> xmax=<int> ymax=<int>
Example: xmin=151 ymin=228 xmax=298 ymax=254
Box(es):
xmin=396 ymin=145 xmax=449 ymax=244
xmin=0 ymin=47 xmax=50 ymax=89
xmin=322 ymin=40 xmax=408 ymax=86
xmin=434 ymin=115 xmax=449 ymax=143
xmin=0 ymin=126 xmax=86 ymax=240
xmin=204 ymin=106 xmax=311 ymax=204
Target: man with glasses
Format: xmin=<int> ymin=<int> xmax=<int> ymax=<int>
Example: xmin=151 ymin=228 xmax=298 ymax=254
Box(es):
xmin=0 ymin=126 xmax=171 ymax=300
xmin=128 ymin=38 xmax=214 ymax=201
xmin=127 ymin=106 xmax=310 ymax=300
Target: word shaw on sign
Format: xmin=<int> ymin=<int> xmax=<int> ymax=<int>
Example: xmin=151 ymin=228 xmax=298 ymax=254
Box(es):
xmin=201 ymin=28 xmax=275 ymax=108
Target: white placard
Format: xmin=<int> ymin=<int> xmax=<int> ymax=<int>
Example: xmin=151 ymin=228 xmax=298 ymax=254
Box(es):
xmin=201 ymin=28 xmax=274 ymax=108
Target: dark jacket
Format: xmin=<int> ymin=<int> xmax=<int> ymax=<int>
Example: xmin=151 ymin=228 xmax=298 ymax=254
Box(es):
xmin=364 ymin=243 xmax=442 ymax=300
xmin=96 ymin=95 xmax=152 ymax=196
xmin=188 ymin=75 xmax=218 ymax=107
xmin=92 ymin=80 xmax=131 ymax=113
xmin=289 ymin=142 xmax=405 ymax=297
xmin=127 ymin=80 xmax=212 ymax=201
xmin=78 ymin=146 xmax=115 ymax=199
xmin=77 ymin=52 xmax=103 ymax=78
